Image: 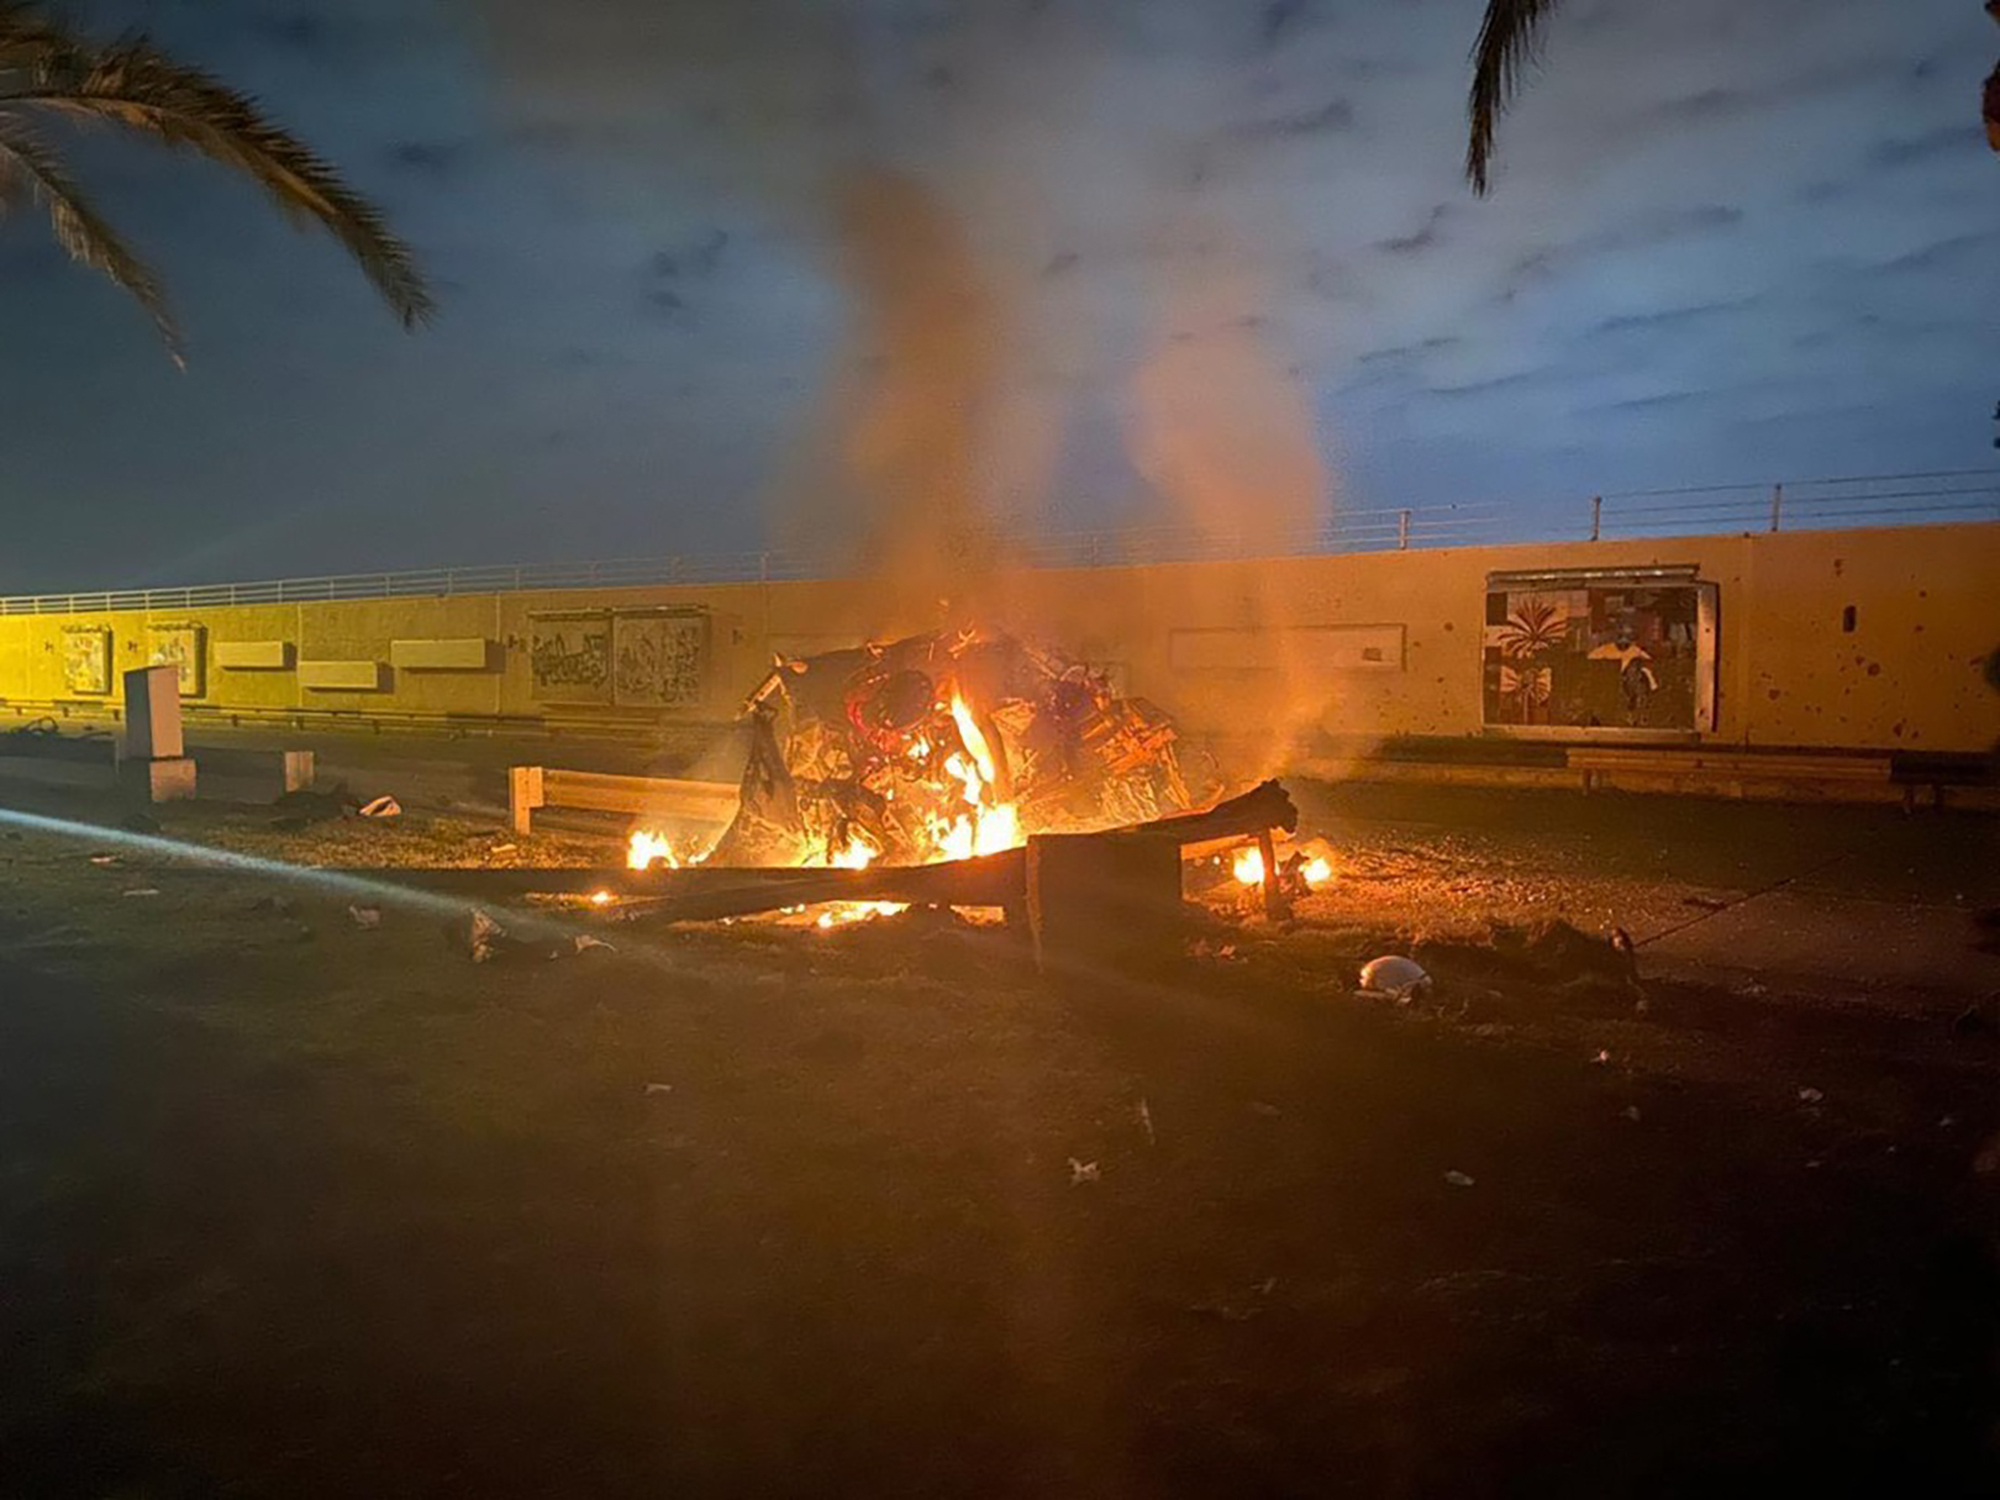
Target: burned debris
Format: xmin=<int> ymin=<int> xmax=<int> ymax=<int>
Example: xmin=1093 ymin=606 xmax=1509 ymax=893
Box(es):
xmin=707 ymin=625 xmax=1214 ymax=869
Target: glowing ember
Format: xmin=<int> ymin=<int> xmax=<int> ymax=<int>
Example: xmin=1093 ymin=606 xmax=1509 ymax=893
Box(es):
xmin=589 ymin=889 xmax=614 ymax=906
xmin=1233 ymin=843 xmax=1334 ymax=889
xmin=814 ymin=900 xmax=908 ymax=929
xmin=628 ymin=830 xmax=678 ymax=870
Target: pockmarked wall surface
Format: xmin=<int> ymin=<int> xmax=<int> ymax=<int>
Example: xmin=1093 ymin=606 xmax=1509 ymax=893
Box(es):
xmin=0 ymin=523 xmax=1993 ymax=754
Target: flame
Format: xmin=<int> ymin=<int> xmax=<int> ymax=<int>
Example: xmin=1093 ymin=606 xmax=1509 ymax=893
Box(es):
xmin=931 ymin=693 xmax=1022 ymax=861
xmin=1233 ymin=843 xmax=1333 ymax=888
xmin=628 ymin=830 xmax=678 ymax=870
xmin=828 ymin=834 xmax=878 ymax=869
xmin=948 ymin=695 xmax=999 ymax=785
xmin=628 ymin=829 xmax=714 ymax=872
xmin=589 ymin=889 xmax=614 ymax=906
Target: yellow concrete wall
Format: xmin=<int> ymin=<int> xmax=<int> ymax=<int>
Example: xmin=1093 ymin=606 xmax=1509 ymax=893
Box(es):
xmin=1 ymin=522 xmax=1993 ymax=753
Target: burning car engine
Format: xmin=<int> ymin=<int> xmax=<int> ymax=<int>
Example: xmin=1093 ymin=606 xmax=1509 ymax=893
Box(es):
xmin=707 ymin=626 xmax=1213 ymax=868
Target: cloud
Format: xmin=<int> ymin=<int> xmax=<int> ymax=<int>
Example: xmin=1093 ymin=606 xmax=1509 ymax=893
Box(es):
xmin=1871 ymin=125 xmax=1982 ymax=170
xmin=1591 ymin=295 xmax=1763 ymax=336
xmin=1872 ymin=230 xmax=1997 ymax=275
xmin=1230 ymin=97 xmax=1357 ymax=139
xmin=1375 ymin=204 xmax=1449 ymax=256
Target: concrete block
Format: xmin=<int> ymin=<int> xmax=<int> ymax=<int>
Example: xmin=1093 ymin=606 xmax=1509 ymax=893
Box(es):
xmin=215 ymin=640 xmax=291 ymax=670
xmin=122 ymin=664 xmax=183 ymax=760
xmin=121 ymin=755 xmax=196 ymax=803
xmin=390 ymin=637 xmax=491 ymax=670
xmin=298 ymin=659 xmax=386 ymax=691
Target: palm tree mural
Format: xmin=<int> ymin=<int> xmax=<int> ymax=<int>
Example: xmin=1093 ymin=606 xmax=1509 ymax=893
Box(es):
xmin=1494 ymin=594 xmax=1569 ymax=724
xmin=0 ymin=2 xmax=431 ymax=361
xmin=1466 ymin=0 xmax=2000 ymax=194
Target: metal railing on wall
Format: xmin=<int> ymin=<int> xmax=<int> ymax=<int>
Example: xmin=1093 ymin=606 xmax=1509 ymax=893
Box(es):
xmin=1 ymin=470 xmax=1994 ymax=618
xmin=1586 ymin=469 xmax=2000 ymax=541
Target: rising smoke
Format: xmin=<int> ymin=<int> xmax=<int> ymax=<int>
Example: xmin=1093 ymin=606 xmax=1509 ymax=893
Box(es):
xmin=468 ymin=0 xmax=1338 ymax=762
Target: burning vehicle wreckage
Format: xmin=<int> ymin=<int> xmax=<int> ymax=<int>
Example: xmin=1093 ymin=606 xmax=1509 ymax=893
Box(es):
xmin=708 ymin=626 xmax=1209 ymax=872
xmin=592 ymin=626 xmax=1336 ymax=957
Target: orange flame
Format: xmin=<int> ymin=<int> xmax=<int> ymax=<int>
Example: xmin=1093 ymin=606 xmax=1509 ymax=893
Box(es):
xmin=628 ymin=830 xmax=678 ymax=870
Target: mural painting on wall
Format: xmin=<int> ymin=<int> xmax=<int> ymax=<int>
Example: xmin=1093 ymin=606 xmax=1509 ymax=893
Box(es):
xmin=529 ymin=611 xmax=614 ymax=705
xmin=61 ymin=625 xmax=112 ymax=695
xmin=1482 ymin=583 xmax=1704 ymax=730
xmin=613 ymin=610 xmax=708 ymax=709
xmin=146 ymin=623 xmax=207 ymax=697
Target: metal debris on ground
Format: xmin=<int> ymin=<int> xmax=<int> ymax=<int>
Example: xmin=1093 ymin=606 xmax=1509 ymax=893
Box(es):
xmin=357 ymin=795 xmax=402 ymax=819
xmin=88 ymin=854 xmax=120 ymax=867
xmin=348 ymin=905 xmax=382 ymax=930
xmin=644 ymin=1082 xmax=673 ymax=1096
xmin=573 ymin=933 xmax=615 ymax=954
xmin=121 ymin=887 xmax=160 ymax=898
xmin=1444 ymin=1170 xmax=1476 ymax=1188
xmin=1068 ymin=1157 xmax=1101 ymax=1185
xmin=1359 ymin=954 xmax=1431 ymax=999
xmin=1798 ymin=1086 xmax=1825 ymax=1104
xmin=1135 ymin=1097 xmax=1155 ymax=1146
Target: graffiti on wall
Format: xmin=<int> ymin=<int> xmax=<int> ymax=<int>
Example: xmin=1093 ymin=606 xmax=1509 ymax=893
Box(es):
xmin=528 ymin=612 xmax=613 ymax=704
xmin=146 ymin=623 xmax=206 ymax=697
xmin=61 ymin=625 xmax=112 ymax=695
xmin=613 ymin=610 xmax=708 ymax=708
xmin=1483 ymin=580 xmax=1709 ymax=731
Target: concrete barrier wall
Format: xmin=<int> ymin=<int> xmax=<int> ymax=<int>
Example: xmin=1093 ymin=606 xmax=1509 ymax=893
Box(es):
xmin=1 ymin=522 xmax=1994 ymax=753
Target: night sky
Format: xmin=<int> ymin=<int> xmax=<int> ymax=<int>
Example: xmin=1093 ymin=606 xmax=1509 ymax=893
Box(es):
xmin=1 ymin=0 xmax=1994 ymax=591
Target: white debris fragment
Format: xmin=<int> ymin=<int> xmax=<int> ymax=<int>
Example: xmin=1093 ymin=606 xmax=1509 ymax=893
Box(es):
xmin=489 ymin=843 xmax=518 ymax=856
xmin=644 ymin=1082 xmax=673 ymax=1096
xmin=574 ymin=933 xmax=616 ymax=954
xmin=1798 ymin=1087 xmax=1825 ymax=1104
xmin=1068 ymin=1157 xmax=1100 ymax=1186
xmin=1443 ymin=1170 xmax=1475 ymax=1188
xmin=468 ymin=908 xmax=504 ymax=961
xmin=1620 ymin=1105 xmax=1642 ymax=1123
xmin=1592 ymin=1049 xmax=1612 ymax=1066
xmin=88 ymin=854 xmax=120 ymax=867
xmin=1359 ymin=955 xmax=1431 ymax=999
xmin=1135 ymin=1097 xmax=1155 ymax=1147
xmin=357 ymin=795 xmax=401 ymax=819
xmin=347 ymin=905 xmax=381 ymax=930
xmin=121 ymin=887 xmax=160 ymax=898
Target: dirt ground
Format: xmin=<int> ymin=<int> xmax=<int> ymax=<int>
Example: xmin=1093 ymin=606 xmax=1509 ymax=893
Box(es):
xmin=1 ymin=775 xmax=1997 ymax=1497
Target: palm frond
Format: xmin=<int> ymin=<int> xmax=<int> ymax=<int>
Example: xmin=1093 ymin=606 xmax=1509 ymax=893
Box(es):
xmin=0 ymin=4 xmax=432 ymax=329
xmin=1465 ymin=0 xmax=1565 ymax=196
xmin=0 ymin=112 xmax=181 ymax=360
